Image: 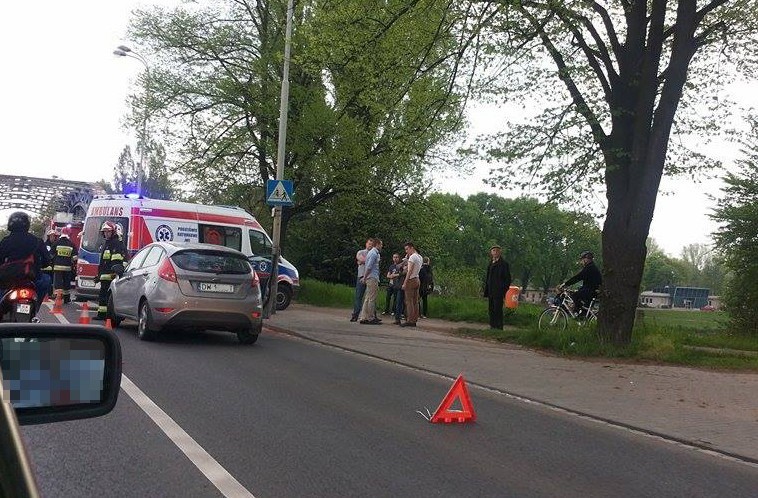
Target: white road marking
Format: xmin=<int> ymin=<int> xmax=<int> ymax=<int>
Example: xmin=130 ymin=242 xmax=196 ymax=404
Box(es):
xmin=46 ymin=304 xmax=256 ymax=497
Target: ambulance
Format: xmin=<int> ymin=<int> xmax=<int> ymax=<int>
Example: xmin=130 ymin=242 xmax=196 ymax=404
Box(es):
xmin=75 ymin=195 xmax=299 ymax=310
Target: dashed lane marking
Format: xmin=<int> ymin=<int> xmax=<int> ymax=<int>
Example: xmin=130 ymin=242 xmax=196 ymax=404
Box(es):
xmin=47 ymin=304 xmax=256 ymax=498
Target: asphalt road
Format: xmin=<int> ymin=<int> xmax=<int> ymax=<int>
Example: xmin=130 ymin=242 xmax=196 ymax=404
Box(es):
xmin=19 ymin=304 xmax=758 ymax=497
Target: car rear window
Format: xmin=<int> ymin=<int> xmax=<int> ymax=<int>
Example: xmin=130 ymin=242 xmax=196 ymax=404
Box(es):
xmin=171 ymin=250 xmax=251 ymax=275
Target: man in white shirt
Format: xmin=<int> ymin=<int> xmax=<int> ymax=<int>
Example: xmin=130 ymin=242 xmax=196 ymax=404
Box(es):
xmin=401 ymin=241 xmax=423 ymax=327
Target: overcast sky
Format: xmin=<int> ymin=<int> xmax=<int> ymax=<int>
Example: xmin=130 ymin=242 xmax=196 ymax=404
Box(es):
xmin=0 ymin=1 xmax=754 ymax=257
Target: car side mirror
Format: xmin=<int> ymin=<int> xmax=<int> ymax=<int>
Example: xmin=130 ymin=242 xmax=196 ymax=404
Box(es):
xmin=0 ymin=324 xmax=122 ymax=426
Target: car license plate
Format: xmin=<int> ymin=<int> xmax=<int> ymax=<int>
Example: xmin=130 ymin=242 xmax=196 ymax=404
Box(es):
xmin=199 ymin=282 xmax=234 ymax=293
xmin=16 ymin=303 xmax=31 ymax=314
xmin=80 ymin=279 xmax=96 ymax=288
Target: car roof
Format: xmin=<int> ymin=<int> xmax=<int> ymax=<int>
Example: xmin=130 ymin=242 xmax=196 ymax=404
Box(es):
xmin=146 ymin=241 xmax=247 ymax=257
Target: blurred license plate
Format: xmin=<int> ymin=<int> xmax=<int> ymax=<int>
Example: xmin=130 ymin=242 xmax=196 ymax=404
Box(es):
xmin=80 ymin=279 xmax=96 ymax=288
xmin=16 ymin=304 xmax=31 ymax=314
xmin=199 ymin=283 xmax=234 ymax=293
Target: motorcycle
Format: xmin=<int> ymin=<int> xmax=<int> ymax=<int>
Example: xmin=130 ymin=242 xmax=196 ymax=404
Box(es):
xmin=0 ymin=284 xmax=38 ymax=323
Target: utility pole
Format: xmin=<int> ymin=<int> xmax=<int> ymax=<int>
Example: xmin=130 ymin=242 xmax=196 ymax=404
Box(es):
xmin=263 ymin=0 xmax=295 ymax=319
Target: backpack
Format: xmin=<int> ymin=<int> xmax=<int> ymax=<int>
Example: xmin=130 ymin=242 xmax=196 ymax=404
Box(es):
xmin=0 ymin=254 xmax=36 ymax=287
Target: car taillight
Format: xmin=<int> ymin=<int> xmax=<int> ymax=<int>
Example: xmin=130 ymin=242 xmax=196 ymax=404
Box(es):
xmin=17 ymin=288 xmax=34 ymax=300
xmin=158 ymin=258 xmax=178 ymax=283
xmin=8 ymin=289 xmax=34 ymax=300
xmin=251 ymin=271 xmax=260 ymax=288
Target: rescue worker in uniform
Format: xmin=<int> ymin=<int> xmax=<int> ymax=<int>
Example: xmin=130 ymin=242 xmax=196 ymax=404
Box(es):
xmin=51 ymin=227 xmax=76 ymax=303
xmin=94 ymin=221 xmax=127 ymax=320
xmin=42 ymin=228 xmax=59 ymax=298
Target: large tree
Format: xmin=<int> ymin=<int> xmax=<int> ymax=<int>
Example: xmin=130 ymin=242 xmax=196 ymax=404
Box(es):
xmin=711 ymin=119 xmax=758 ymax=334
xmin=128 ymin=0 xmax=479 ymax=249
xmin=469 ymin=1 xmax=757 ymax=344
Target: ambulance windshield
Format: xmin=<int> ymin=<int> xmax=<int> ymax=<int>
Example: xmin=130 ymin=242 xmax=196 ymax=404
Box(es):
xmin=81 ymin=217 xmax=129 ymax=253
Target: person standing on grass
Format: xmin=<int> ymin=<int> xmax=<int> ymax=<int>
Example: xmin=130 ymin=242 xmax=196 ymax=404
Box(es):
xmin=483 ymin=244 xmax=512 ymax=330
xmin=351 ymin=238 xmax=373 ymax=322
xmin=401 ymin=241 xmax=423 ymax=327
xmin=418 ymin=256 xmax=434 ymax=318
xmin=359 ymin=238 xmax=383 ymax=324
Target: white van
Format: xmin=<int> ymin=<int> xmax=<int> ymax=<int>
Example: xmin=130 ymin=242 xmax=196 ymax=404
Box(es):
xmin=75 ymin=195 xmax=299 ymax=309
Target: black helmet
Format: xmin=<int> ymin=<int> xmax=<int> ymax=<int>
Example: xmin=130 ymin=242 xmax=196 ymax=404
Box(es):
xmin=8 ymin=211 xmax=31 ymax=233
xmin=579 ymin=251 xmax=594 ymax=259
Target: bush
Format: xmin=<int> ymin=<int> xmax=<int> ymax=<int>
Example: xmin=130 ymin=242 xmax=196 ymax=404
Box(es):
xmin=433 ymin=266 xmax=483 ymax=298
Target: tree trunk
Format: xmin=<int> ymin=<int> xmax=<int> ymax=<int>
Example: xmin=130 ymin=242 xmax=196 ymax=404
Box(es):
xmin=599 ymin=211 xmax=648 ymax=345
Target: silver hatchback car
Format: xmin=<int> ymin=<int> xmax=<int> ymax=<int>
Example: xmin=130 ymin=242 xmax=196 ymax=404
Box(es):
xmin=108 ymin=242 xmax=263 ymax=344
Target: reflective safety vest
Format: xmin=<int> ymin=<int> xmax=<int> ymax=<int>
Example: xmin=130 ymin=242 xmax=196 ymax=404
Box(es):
xmin=51 ymin=237 xmax=75 ymax=272
xmin=98 ymin=238 xmax=127 ymax=281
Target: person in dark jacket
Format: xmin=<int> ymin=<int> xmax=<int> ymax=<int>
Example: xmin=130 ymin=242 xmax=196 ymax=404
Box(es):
xmin=483 ymin=244 xmax=512 ymax=330
xmin=42 ymin=228 xmax=59 ymax=297
xmin=94 ymin=221 xmax=128 ymax=320
xmin=51 ymin=227 xmax=76 ymax=303
xmin=560 ymin=251 xmax=602 ymax=317
xmin=418 ymin=257 xmax=434 ymax=318
xmin=0 ymin=212 xmax=52 ymax=316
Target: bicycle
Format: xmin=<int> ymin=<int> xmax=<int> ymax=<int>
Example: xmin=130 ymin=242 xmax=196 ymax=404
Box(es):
xmin=538 ymin=289 xmax=599 ymax=332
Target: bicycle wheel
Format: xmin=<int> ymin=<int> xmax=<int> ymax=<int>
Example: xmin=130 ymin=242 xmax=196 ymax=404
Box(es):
xmin=538 ymin=307 xmax=568 ymax=332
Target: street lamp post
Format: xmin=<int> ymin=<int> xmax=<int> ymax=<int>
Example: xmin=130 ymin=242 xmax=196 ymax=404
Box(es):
xmin=263 ymin=0 xmax=295 ymax=319
xmin=113 ymin=45 xmax=150 ymax=196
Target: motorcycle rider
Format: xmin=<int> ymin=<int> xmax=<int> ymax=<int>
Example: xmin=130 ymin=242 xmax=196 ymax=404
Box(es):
xmin=51 ymin=227 xmax=76 ymax=304
xmin=0 ymin=212 xmax=52 ymax=318
xmin=94 ymin=221 xmax=127 ymax=320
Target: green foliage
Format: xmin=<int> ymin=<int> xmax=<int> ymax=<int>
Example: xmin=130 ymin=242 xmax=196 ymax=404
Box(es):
xmin=112 ymin=143 xmax=175 ymax=200
xmin=128 ymin=0 xmax=469 ymax=241
xmin=711 ymin=121 xmax=758 ymax=335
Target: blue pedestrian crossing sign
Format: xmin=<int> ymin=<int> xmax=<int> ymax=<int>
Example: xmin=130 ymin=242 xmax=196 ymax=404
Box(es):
xmin=266 ymin=179 xmax=294 ymax=207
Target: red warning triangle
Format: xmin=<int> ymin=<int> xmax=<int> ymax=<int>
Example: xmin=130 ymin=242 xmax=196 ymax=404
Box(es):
xmin=431 ymin=375 xmax=476 ymax=424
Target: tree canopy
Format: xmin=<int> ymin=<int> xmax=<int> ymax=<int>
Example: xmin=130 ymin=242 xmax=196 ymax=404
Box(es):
xmin=128 ymin=0 xmax=478 ymax=247
xmin=711 ymin=119 xmax=758 ymax=334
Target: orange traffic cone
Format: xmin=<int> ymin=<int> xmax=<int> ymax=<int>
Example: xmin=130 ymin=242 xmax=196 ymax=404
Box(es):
xmin=52 ymin=290 xmax=64 ymax=314
xmin=79 ymin=302 xmax=91 ymax=325
xmin=104 ymin=318 xmax=113 ymax=330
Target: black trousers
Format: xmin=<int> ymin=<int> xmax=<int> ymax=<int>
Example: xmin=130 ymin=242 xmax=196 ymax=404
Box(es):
xmin=97 ymin=280 xmax=112 ymax=319
xmin=384 ymin=285 xmax=395 ymax=313
xmin=488 ymin=293 xmax=505 ymax=329
xmin=571 ymin=288 xmax=595 ymax=316
xmin=420 ymin=292 xmax=429 ymax=316
xmin=53 ymin=271 xmax=72 ymax=302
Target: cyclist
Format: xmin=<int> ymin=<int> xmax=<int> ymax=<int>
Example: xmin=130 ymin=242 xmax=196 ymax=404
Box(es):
xmin=558 ymin=251 xmax=602 ymax=318
xmin=0 ymin=212 xmax=53 ymax=318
